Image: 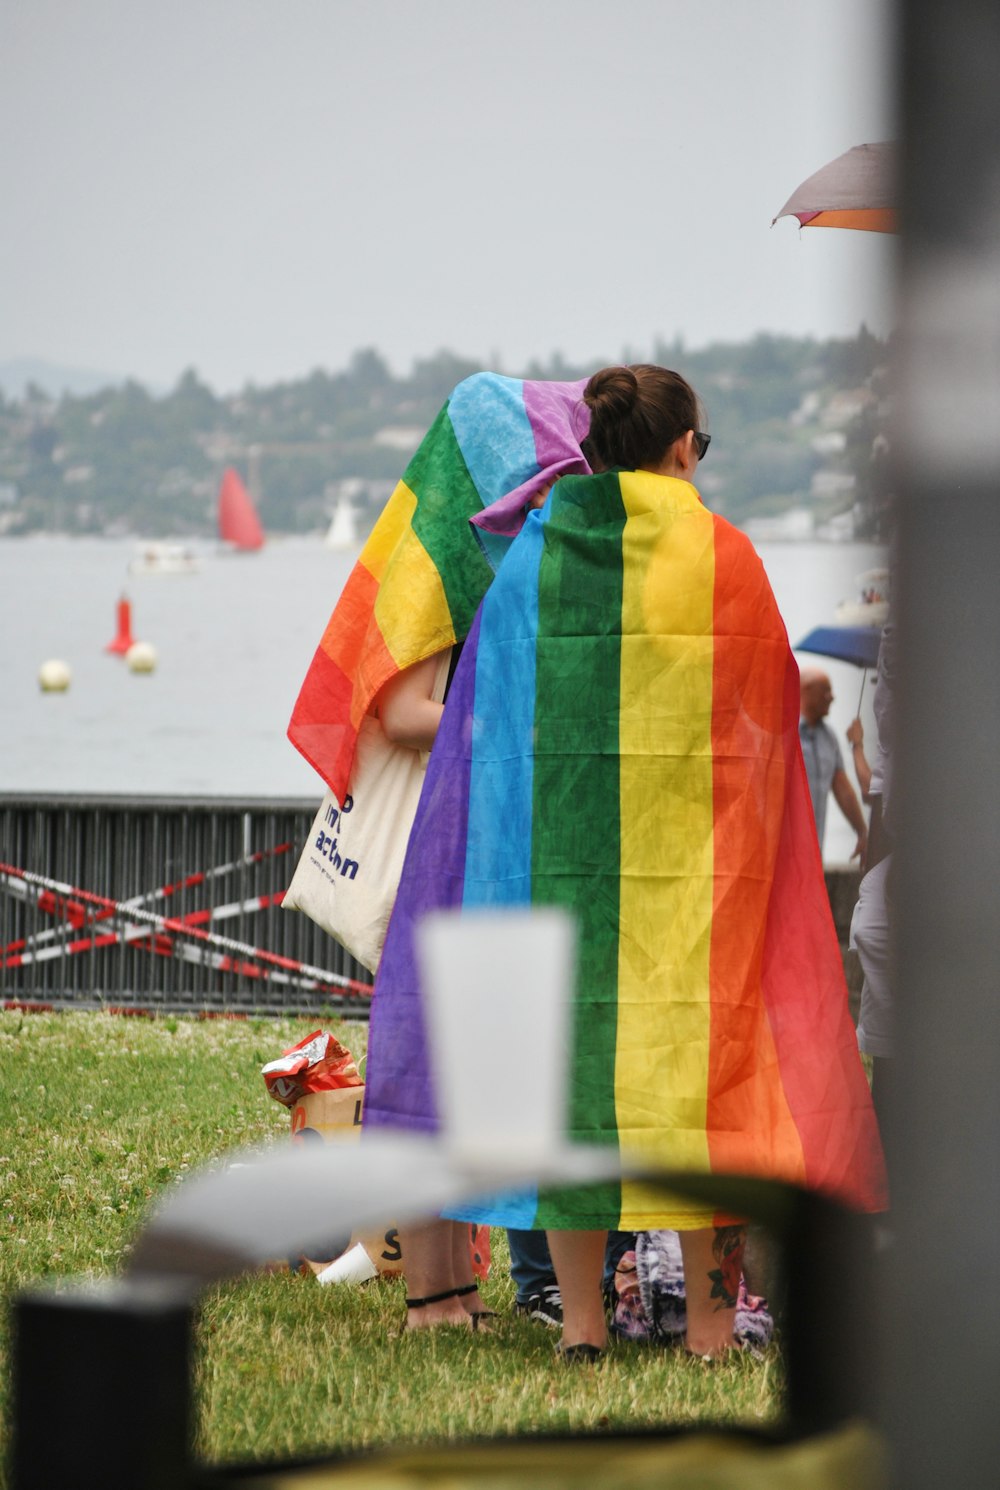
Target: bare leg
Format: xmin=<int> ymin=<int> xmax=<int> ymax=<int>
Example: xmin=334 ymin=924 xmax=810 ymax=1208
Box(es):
xmin=679 ymin=1224 xmax=747 ymax=1357
xmin=546 ymin=1228 xmax=608 ymax=1350
xmin=401 ymin=1219 xmax=470 ymax=1330
xmin=449 ymin=1222 xmax=490 ymax=1316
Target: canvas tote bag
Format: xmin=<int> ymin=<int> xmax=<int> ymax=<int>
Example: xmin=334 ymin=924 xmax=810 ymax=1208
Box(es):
xmin=283 ymin=651 xmax=450 ymax=973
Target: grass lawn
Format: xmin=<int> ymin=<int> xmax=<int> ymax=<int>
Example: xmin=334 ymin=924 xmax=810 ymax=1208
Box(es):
xmin=0 ymin=1010 xmax=783 ymax=1481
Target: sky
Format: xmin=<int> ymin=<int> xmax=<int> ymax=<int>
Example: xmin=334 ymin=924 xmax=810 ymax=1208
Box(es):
xmin=1 ymin=0 xmax=895 ymax=395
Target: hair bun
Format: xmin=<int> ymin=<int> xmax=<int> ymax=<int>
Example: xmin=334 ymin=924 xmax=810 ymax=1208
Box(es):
xmin=584 ymin=366 xmax=638 ymax=420
xmin=580 ymin=362 xmax=700 ymax=473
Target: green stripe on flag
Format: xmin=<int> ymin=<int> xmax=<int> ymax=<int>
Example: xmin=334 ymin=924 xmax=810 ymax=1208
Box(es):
xmin=532 ymin=472 xmax=624 ymax=1226
xmin=406 ymin=403 xmax=495 ymax=638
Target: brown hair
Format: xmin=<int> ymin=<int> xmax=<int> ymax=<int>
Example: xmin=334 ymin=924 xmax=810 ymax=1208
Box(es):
xmin=582 ymin=364 xmax=701 ymax=471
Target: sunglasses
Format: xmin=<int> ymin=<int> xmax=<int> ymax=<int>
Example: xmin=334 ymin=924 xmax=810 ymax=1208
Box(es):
xmin=693 ymin=430 xmax=711 ymax=461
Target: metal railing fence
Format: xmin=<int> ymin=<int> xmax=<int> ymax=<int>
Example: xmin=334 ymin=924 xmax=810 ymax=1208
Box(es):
xmin=1 ymin=791 xmax=861 ymax=1021
xmin=0 ymin=794 xmax=372 ymax=1017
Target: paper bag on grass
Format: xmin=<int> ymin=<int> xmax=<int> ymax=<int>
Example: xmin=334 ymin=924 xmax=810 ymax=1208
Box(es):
xmin=262 ymin=1030 xmax=365 ymax=1270
xmin=289 ymin=1085 xmax=364 ymax=1143
xmin=288 ymin=1083 xmax=405 ymax=1278
xmin=261 ymin=1030 xmax=489 ymax=1282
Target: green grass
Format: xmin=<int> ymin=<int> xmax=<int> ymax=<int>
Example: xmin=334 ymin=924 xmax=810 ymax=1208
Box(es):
xmin=0 ymin=1011 xmax=783 ymax=1480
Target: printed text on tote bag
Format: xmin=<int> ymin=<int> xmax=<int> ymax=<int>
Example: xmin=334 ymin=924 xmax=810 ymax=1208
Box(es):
xmin=314 ymin=797 xmax=359 ymax=879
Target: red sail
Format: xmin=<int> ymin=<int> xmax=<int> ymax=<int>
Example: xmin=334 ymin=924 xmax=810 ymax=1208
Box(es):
xmin=218 ymin=468 xmax=265 ymax=550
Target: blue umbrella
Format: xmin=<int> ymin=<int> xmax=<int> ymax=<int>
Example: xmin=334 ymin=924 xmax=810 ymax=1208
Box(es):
xmin=795 ymin=624 xmax=882 ymax=712
xmin=795 ymin=625 xmax=882 ymax=669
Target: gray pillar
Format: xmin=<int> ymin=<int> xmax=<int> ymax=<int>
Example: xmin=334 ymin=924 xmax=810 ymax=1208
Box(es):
xmin=11 ymin=1278 xmax=194 ymax=1490
xmin=888 ymin=2 xmax=1000 ymax=1485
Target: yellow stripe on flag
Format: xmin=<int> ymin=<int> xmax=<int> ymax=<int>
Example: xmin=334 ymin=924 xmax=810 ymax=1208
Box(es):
xmin=616 ymin=473 xmax=717 ymax=1226
xmin=315 ymin=481 xmax=415 ymax=657
xmin=371 ymin=482 xmax=455 ymax=666
xmin=360 ymin=480 xmax=417 ymax=583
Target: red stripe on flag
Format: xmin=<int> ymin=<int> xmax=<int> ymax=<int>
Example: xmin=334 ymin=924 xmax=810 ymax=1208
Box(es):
xmin=707 ymin=518 xmax=806 ymax=1193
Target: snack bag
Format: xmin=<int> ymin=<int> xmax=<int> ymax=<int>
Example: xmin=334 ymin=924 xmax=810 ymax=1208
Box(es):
xmin=262 ymin=1029 xmax=363 ymax=1107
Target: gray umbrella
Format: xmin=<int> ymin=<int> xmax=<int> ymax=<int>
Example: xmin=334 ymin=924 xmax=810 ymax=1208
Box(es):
xmin=773 ymin=141 xmax=897 ymax=233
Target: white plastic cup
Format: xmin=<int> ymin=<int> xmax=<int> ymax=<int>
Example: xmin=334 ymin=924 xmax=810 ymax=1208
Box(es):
xmin=314 ymin=1241 xmax=378 ymax=1286
xmin=415 ymin=906 xmax=576 ymax=1171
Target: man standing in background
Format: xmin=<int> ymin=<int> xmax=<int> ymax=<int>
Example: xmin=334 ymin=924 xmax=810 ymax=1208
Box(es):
xmin=799 ymin=667 xmax=868 ymax=863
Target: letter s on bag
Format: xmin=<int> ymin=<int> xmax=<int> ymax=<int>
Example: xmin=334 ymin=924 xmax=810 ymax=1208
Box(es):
xmin=380 ymin=1228 xmax=403 ymax=1262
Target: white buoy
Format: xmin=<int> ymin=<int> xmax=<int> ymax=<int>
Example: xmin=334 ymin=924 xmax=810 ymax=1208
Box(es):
xmin=125 ymin=641 xmax=157 ymax=674
xmin=38 ymin=659 xmax=72 ymax=692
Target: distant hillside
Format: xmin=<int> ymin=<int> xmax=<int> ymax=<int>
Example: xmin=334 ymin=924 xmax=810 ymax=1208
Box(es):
xmin=0 ymin=334 xmax=893 ymax=541
xmin=0 ymin=357 xmax=132 ymax=402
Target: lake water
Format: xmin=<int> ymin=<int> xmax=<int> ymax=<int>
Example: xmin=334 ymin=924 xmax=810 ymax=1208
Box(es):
xmin=0 ymin=533 xmax=886 ymax=865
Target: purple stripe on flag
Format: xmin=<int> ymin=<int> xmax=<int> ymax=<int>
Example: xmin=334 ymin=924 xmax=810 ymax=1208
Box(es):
xmin=362 ymin=615 xmax=482 ymax=1134
xmin=470 ymin=379 xmax=591 ymax=539
xmin=523 ymin=377 xmax=590 ymax=468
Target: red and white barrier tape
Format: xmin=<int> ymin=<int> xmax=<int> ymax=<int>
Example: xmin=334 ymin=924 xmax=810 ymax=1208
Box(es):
xmin=2 ymin=843 xmax=293 ymax=957
xmin=5 ymin=917 xmax=355 ymax=998
xmin=0 ymin=865 xmax=372 ymax=999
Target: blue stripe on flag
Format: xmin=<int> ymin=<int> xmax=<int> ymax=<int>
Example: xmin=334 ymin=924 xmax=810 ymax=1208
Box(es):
xmin=462 ymin=507 xmax=546 ymax=908
xmin=448 ymin=374 xmax=539 ymax=507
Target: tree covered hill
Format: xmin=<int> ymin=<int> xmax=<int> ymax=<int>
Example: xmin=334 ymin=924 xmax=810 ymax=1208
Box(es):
xmin=0 ymin=331 xmax=892 ymax=540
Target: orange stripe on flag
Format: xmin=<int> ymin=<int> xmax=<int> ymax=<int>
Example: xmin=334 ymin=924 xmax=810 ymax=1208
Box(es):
xmin=707 ymin=517 xmax=807 ymax=1189
xmin=314 ymin=563 xmax=398 ymax=731
xmin=289 ymin=561 xmax=398 ymax=797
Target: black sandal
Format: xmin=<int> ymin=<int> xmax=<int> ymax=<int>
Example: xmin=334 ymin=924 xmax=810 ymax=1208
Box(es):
xmin=405 ymin=1285 xmax=493 ymax=1328
xmin=405 ymin=1286 xmax=466 ymax=1309
xmin=454 ymin=1281 xmax=498 ymax=1319
xmin=556 ymin=1341 xmax=604 ymax=1363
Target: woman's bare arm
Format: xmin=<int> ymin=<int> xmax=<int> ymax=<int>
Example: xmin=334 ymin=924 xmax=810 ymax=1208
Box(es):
xmin=376 ymin=653 xmax=446 ymax=751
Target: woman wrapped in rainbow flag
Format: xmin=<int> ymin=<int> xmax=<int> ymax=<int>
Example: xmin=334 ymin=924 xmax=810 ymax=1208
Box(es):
xmin=290 ymin=364 xmax=886 ymax=1360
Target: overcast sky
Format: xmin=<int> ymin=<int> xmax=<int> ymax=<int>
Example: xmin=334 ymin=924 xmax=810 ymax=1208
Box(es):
xmin=2 ymin=0 xmax=895 ymax=394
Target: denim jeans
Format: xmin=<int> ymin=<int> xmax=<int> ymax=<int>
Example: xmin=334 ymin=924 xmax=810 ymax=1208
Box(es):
xmin=506 ymin=1228 xmax=637 ymax=1303
xmin=507 ymin=1228 xmax=555 ymax=1303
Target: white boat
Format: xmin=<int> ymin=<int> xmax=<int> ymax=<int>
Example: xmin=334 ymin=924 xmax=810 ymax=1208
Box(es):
xmin=834 ymin=566 xmax=890 ymax=626
xmin=325 ymin=498 xmax=359 ymax=551
xmin=127 ymin=541 xmax=202 ymax=576
xmin=742 ymin=507 xmax=816 ymax=543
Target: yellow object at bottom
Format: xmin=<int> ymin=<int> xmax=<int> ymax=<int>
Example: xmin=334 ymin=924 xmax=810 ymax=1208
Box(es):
xmin=241 ymin=1420 xmax=887 ymax=1490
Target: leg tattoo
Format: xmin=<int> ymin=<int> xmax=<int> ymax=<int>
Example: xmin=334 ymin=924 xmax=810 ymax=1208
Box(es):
xmin=707 ymin=1224 xmax=747 ymax=1311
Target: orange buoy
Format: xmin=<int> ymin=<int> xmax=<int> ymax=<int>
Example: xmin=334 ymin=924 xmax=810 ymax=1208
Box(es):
xmin=105 ymin=594 xmax=136 ymax=655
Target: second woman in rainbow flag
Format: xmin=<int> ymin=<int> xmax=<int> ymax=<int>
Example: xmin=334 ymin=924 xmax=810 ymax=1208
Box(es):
xmin=358 ymin=364 xmax=885 ymax=1361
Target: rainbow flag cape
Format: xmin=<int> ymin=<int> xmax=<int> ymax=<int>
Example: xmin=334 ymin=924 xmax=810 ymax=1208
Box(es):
xmin=363 ymin=470 xmax=887 ymax=1229
xmin=287 ymin=373 xmax=589 ymax=800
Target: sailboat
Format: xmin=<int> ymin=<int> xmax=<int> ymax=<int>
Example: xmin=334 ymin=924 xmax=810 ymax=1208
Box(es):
xmin=324 ymin=497 xmax=359 ymax=551
xmin=218 ymin=468 xmax=265 ymax=552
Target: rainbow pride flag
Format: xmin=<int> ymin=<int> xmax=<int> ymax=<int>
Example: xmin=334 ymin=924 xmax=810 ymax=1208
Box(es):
xmin=363 ymin=470 xmax=886 ymax=1228
xmin=287 ymin=373 xmax=589 ymax=800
